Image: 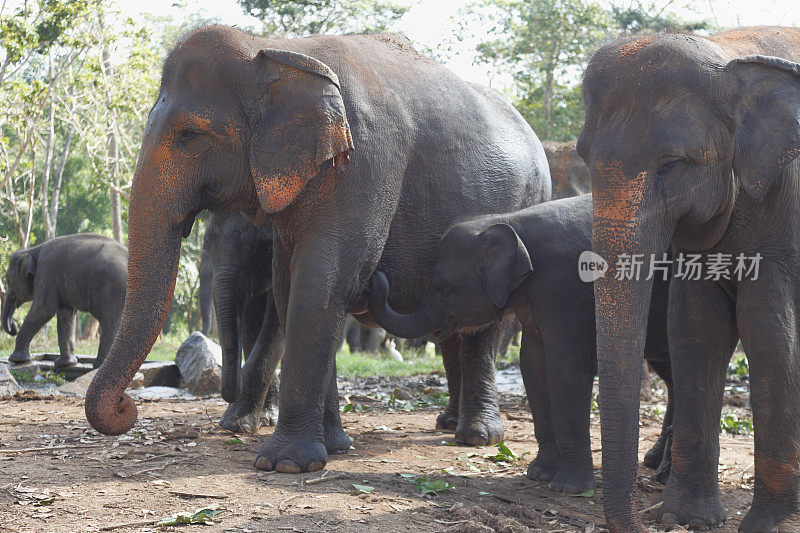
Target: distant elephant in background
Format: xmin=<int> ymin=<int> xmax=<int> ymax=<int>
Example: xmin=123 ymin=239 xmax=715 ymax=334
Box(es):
xmin=542 ymin=141 xmax=591 ymax=200
xmin=204 ymin=211 xmax=281 ymax=432
xmin=197 ymin=249 xmax=215 ymax=336
xmin=2 ymin=234 xmax=127 ymax=369
xmin=342 ymin=315 xmax=387 ymax=353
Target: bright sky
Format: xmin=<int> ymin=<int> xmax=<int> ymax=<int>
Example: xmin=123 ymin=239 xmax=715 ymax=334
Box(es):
xmin=9 ymin=0 xmax=800 ymax=86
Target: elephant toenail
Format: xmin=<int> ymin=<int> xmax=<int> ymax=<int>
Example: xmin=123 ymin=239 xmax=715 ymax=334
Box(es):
xmin=275 ymin=459 xmax=301 ymax=473
xmin=254 ymin=456 xmax=273 ymax=471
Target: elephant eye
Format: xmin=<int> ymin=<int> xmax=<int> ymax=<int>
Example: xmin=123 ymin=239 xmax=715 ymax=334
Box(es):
xmin=656 ymin=158 xmax=682 ymax=176
xmin=179 ymin=130 xmax=199 ymax=144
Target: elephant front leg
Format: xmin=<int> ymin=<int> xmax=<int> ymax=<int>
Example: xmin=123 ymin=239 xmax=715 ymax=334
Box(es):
xmin=454 ymin=324 xmax=503 ymax=446
xmin=55 ymin=307 xmax=78 ymax=369
xmin=738 ymin=276 xmax=800 ymax=532
xmin=253 ymin=249 xmax=349 ymax=473
xmin=519 ymin=330 xmax=560 ymax=483
xmin=435 ymin=334 xmax=461 ymax=432
xmin=9 ymin=301 xmax=56 ymax=364
xmin=220 ymin=292 xmax=283 ymax=433
xmin=653 ymin=278 xmax=736 ymax=530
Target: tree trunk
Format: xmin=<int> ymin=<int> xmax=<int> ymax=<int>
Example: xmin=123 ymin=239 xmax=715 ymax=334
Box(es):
xmin=49 ymin=126 xmax=73 ymax=239
xmin=83 ymin=316 xmax=100 ymax=340
xmin=41 ymin=54 xmax=57 ymax=241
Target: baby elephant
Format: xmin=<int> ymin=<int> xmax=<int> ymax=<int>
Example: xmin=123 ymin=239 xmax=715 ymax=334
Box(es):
xmin=369 ymin=194 xmax=673 ymax=494
xmin=2 ymin=234 xmax=127 ymax=369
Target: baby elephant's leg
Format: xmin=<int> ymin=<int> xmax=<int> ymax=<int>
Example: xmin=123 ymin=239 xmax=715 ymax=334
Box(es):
xmin=55 ymin=307 xmax=78 ymax=368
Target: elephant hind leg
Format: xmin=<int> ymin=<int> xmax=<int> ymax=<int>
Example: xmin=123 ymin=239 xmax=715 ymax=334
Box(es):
xmin=10 ymin=299 xmax=57 ymax=364
xmin=643 ymin=359 xmax=673 ymax=473
xmin=95 ymin=317 xmax=119 ymax=368
xmin=55 ymin=307 xmax=78 ymax=369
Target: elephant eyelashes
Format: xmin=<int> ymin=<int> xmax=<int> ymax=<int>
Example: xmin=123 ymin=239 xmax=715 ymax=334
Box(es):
xmin=657 ymin=158 xmax=682 ymax=176
xmin=179 ymin=130 xmax=198 ymax=143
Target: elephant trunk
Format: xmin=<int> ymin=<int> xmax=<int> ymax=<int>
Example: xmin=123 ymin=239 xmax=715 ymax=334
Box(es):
xmin=85 ymin=204 xmax=184 ymax=436
xmin=212 ymin=270 xmax=245 ymax=403
xmin=368 ymin=271 xmax=438 ymax=339
xmin=2 ymin=291 xmax=18 ymax=336
xmin=592 ymin=180 xmax=673 ymax=532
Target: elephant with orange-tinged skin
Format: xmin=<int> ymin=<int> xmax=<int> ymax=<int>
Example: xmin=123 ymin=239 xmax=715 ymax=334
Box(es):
xmin=83 ymin=26 xmax=550 ymax=474
xmin=579 ymin=27 xmax=800 ymax=532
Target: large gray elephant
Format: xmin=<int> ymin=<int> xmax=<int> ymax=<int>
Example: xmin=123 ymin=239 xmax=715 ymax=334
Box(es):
xmin=579 ymin=27 xmax=800 ymax=532
xmin=83 ymin=26 xmax=550 ymax=474
xmin=2 ymin=234 xmax=127 ymax=369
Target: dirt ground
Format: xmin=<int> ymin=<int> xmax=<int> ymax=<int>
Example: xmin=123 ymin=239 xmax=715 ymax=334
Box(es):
xmin=0 ymin=370 xmax=755 ymax=533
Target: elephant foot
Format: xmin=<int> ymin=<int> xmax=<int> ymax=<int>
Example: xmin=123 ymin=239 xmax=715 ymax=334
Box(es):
xmin=644 ymin=425 xmax=671 ymax=470
xmin=323 ymin=420 xmax=351 ymax=455
xmin=739 ymin=500 xmax=800 ymax=533
xmin=454 ymin=410 xmax=504 ymax=446
xmin=8 ymin=349 xmax=31 ymax=364
xmin=650 ymin=481 xmax=725 ymax=530
xmin=653 ymin=429 xmax=673 ymax=485
xmin=218 ymin=399 xmax=275 ymax=433
xmin=254 ymin=429 xmax=327 ymax=473
xmin=435 ymin=407 xmax=459 ymax=432
xmin=548 ymin=465 xmax=596 ymax=494
xmin=55 ymin=353 xmax=78 ymax=369
xmin=527 ymin=449 xmax=560 ymax=482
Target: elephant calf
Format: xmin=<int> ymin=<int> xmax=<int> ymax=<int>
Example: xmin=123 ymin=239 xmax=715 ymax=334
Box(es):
xmin=2 ymin=234 xmax=127 ymax=369
xmin=369 ymin=194 xmax=673 ymax=493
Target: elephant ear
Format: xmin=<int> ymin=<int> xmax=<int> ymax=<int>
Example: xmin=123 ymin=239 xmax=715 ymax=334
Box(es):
xmin=250 ymin=48 xmax=354 ymax=213
xmin=727 ymin=55 xmax=800 ymax=199
xmin=478 ymin=224 xmax=533 ymax=309
xmin=17 ymin=253 xmax=35 ymax=282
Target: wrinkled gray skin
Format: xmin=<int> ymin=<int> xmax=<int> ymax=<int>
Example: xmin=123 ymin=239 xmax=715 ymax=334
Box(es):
xmin=2 ymin=234 xmax=127 ymax=369
xmin=542 ymin=140 xmax=592 ymax=200
xmin=84 ymin=26 xmax=549 ymax=474
xmin=580 ymin=27 xmax=800 ymax=532
xmin=368 ymin=194 xmax=673 ymax=494
xmin=203 ymin=211 xmax=282 ymax=434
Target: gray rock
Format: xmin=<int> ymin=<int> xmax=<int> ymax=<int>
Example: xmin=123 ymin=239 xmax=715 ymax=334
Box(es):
xmin=130 ymin=372 xmax=145 ymax=389
xmin=139 ymin=361 xmax=180 ymax=387
xmin=175 ymin=332 xmax=222 ymax=395
xmin=0 ymin=364 xmax=21 ymax=396
xmin=128 ymin=386 xmax=196 ymax=400
xmin=58 ymin=368 xmax=98 ymax=396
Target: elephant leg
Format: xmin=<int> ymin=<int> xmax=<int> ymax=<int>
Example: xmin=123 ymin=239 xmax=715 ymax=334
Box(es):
xmin=95 ymin=317 xmax=118 ymax=368
xmin=220 ymin=291 xmax=283 ymax=433
xmin=55 ymin=307 xmax=78 ymax=369
xmin=10 ymin=300 xmax=56 ymax=364
xmin=520 ymin=328 xmax=560 ymax=483
xmin=738 ymin=275 xmax=800 ymax=532
xmin=643 ymin=360 xmax=674 ymax=478
xmin=543 ymin=334 xmax=596 ymax=494
xmin=653 ymin=278 xmax=736 ymax=529
xmin=435 ymin=334 xmax=461 ymax=432
xmin=254 ymin=241 xmax=349 ymax=473
xmin=454 ymin=323 xmax=503 ymax=446
xmin=323 ymin=358 xmax=351 ymax=454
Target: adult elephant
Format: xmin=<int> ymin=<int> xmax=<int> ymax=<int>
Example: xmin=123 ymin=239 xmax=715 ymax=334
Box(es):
xmin=579 ymin=28 xmax=800 ymax=532
xmin=84 ymin=26 xmax=550 ymax=473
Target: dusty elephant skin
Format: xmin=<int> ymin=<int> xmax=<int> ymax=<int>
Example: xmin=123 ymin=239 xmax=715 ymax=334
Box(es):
xmin=204 ymin=211 xmax=282 ymax=434
xmin=2 ymin=234 xmax=127 ymax=369
xmin=578 ymin=27 xmax=800 ymax=532
xmin=368 ymin=194 xmax=673 ymax=495
xmin=83 ymin=26 xmax=550 ymax=474
xmin=542 ymin=140 xmax=592 ymax=200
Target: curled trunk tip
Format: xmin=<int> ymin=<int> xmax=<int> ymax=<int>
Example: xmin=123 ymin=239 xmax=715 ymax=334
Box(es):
xmin=85 ymin=383 xmax=138 ymax=436
xmin=2 ymin=293 xmax=18 ymax=336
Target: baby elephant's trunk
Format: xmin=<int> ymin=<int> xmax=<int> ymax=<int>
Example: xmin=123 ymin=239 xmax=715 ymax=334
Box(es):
xmin=2 ymin=292 xmax=18 ymax=336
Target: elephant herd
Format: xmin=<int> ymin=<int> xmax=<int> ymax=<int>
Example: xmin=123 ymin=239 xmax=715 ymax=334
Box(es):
xmin=4 ymin=23 xmax=800 ymax=532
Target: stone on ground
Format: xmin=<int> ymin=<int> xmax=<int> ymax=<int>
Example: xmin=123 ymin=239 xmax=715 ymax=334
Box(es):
xmin=0 ymin=364 xmax=21 ymax=396
xmin=175 ymin=332 xmax=222 ymax=395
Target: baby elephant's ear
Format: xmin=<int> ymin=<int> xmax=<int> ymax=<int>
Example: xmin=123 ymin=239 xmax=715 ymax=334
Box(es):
xmin=479 ymin=224 xmax=533 ymax=309
xmin=250 ymin=49 xmax=354 ymax=213
xmin=726 ymin=55 xmax=800 ymax=199
xmin=18 ymin=253 xmax=35 ymax=281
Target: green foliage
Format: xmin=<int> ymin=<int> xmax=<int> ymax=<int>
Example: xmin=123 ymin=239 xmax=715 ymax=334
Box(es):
xmin=387 ymin=390 xmax=449 ymax=411
xmin=728 ymin=354 xmax=749 ymax=378
xmin=720 ymin=410 xmax=753 ymax=435
xmin=483 ymin=441 xmax=528 ymax=464
xmin=155 ymin=504 xmax=225 ymax=526
xmin=9 ymin=367 xmax=66 ymax=385
xmin=237 ymin=0 xmax=411 ymax=37
xmin=610 ymin=1 xmax=711 ymax=33
xmin=398 ymin=473 xmax=454 ymax=495
xmin=335 ymin=346 xmax=443 ymax=377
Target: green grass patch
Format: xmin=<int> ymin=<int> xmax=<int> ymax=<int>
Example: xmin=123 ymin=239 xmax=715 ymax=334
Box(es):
xmin=10 ymin=368 xmax=66 ymax=386
xmin=335 ymin=346 xmax=443 ymax=377
xmin=720 ymin=410 xmax=753 ymax=435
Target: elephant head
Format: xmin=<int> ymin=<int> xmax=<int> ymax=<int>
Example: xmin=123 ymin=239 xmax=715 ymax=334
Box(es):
xmin=85 ymin=26 xmax=353 ymax=436
xmin=577 ymin=34 xmax=800 ymax=531
xmin=369 ymin=222 xmax=532 ymax=340
xmin=2 ymin=250 xmax=36 ymax=336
